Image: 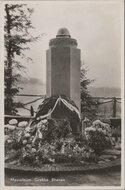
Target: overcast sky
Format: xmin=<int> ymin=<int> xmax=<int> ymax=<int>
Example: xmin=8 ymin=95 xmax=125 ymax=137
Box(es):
xmin=21 ymin=0 xmax=123 ymax=88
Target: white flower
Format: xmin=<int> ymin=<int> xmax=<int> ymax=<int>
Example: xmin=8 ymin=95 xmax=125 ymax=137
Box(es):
xmin=18 ymin=121 xmax=28 ymax=128
xmin=4 ymin=124 xmax=10 ymax=129
xmin=31 ymin=148 xmax=36 ymax=153
xmin=36 ymin=122 xmax=42 ymax=129
xmin=85 ymin=126 xmax=96 ymax=132
xmin=42 ymin=119 xmax=47 ymax=124
xmin=98 ymin=128 xmax=103 ymax=132
xmin=23 ymin=140 xmax=27 ymax=145
xmin=85 ymin=127 xmax=91 ymax=132
xmin=8 ymin=125 xmax=16 ymax=131
xmin=25 ymin=126 xmax=30 ymax=132
xmin=49 ymin=158 xmax=55 ymax=163
xmin=25 ymin=133 xmax=30 ymax=138
xmin=93 ymin=120 xmax=102 ymax=126
xmin=7 ymin=139 xmax=12 ymax=144
xmin=102 ymin=130 xmax=107 ymax=135
xmin=9 ymin=119 xmax=18 ymax=125
xmin=36 ymin=117 xmax=40 ymax=121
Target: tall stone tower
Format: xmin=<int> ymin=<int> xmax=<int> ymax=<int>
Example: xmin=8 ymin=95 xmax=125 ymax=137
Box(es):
xmin=46 ymin=28 xmax=81 ymax=111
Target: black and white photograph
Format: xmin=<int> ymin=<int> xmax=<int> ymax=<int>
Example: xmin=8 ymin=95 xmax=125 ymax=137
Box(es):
xmin=0 ymin=0 xmax=124 ymax=189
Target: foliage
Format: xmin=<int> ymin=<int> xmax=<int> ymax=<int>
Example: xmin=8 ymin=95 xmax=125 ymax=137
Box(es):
xmin=5 ymin=118 xmax=115 ymax=166
xmin=4 ymin=118 xmax=99 ymax=165
xmin=80 ymin=63 xmax=99 ymax=120
xmin=35 ymin=95 xmax=80 ymax=132
xmin=45 ymin=119 xmax=72 ymax=142
xmin=36 ymin=95 xmax=78 ymax=117
xmin=85 ymin=120 xmax=112 ymax=155
xmin=4 ymin=4 xmax=40 ymax=114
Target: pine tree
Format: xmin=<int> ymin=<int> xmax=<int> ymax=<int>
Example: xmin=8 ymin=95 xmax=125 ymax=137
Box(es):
xmin=4 ymin=4 xmax=39 ymax=115
xmin=80 ymin=63 xmax=99 ymax=120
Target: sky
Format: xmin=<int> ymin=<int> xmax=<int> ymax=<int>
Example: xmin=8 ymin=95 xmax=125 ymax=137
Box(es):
xmin=20 ymin=0 xmax=123 ymax=88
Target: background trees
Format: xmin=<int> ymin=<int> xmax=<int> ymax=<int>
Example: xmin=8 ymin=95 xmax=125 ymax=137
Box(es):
xmin=4 ymin=4 xmax=98 ymax=118
xmin=80 ymin=63 xmax=99 ymax=120
xmin=4 ymin=4 xmax=39 ymax=115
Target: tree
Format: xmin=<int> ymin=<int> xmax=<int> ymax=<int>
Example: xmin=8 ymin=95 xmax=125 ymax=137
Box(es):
xmin=80 ymin=63 xmax=99 ymax=120
xmin=4 ymin=4 xmax=40 ymax=115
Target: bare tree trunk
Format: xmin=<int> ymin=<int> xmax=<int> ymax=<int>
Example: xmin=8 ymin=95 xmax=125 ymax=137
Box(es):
xmin=5 ymin=4 xmax=13 ymax=114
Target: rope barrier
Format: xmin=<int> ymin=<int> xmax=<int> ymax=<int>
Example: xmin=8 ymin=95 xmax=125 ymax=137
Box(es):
xmin=22 ymin=98 xmax=120 ymax=107
xmin=92 ymin=97 xmax=115 ymax=100
xmin=98 ymin=100 xmax=113 ymax=104
xmin=23 ymin=97 xmax=44 ymax=106
xmin=22 ymin=106 xmax=37 ymax=113
xmin=12 ymin=94 xmax=121 ymax=115
xmin=16 ymin=94 xmax=45 ymax=97
xmin=116 ymin=99 xmax=121 ymax=104
xmin=15 ymin=94 xmax=121 ymax=106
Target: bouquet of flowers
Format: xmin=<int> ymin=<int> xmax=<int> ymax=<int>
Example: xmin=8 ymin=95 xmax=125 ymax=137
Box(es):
xmin=85 ymin=120 xmax=112 ymax=155
xmin=5 ymin=118 xmax=104 ymax=165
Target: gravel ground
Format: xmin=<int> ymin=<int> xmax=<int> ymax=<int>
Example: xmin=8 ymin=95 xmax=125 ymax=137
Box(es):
xmin=5 ymin=169 xmax=121 ymax=186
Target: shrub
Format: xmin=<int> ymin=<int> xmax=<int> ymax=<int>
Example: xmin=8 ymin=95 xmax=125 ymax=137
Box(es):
xmin=85 ymin=120 xmax=112 ymax=155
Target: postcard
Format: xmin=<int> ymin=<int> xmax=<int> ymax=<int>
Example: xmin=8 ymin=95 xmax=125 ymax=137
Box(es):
xmin=0 ymin=0 xmax=124 ymax=189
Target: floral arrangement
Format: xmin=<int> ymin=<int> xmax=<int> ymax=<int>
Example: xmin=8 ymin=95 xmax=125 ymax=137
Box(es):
xmin=5 ymin=118 xmax=80 ymax=165
xmin=5 ymin=118 xmax=114 ymax=166
xmin=85 ymin=120 xmax=112 ymax=155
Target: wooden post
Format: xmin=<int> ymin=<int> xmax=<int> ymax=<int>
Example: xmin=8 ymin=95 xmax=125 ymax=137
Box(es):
xmin=30 ymin=105 xmax=34 ymax=117
xmin=112 ymin=97 xmax=116 ymax=117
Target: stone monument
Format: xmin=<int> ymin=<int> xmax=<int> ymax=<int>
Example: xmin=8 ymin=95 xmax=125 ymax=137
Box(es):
xmin=46 ymin=28 xmax=81 ymax=117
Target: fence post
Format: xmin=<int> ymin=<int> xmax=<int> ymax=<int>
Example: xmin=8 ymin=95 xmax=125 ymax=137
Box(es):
xmin=30 ymin=106 xmax=34 ymax=117
xmin=112 ymin=97 xmax=116 ymax=117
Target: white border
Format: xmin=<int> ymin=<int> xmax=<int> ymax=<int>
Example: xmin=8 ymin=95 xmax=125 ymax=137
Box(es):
xmin=0 ymin=0 xmax=124 ymax=190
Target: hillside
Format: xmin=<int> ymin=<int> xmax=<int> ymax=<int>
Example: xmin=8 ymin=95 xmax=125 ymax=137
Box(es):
xmin=19 ymin=77 xmax=46 ymax=95
xmin=16 ymin=78 xmax=121 ymax=116
xmin=88 ymin=86 xmax=121 ymax=98
xmin=19 ymin=77 xmax=121 ymax=98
